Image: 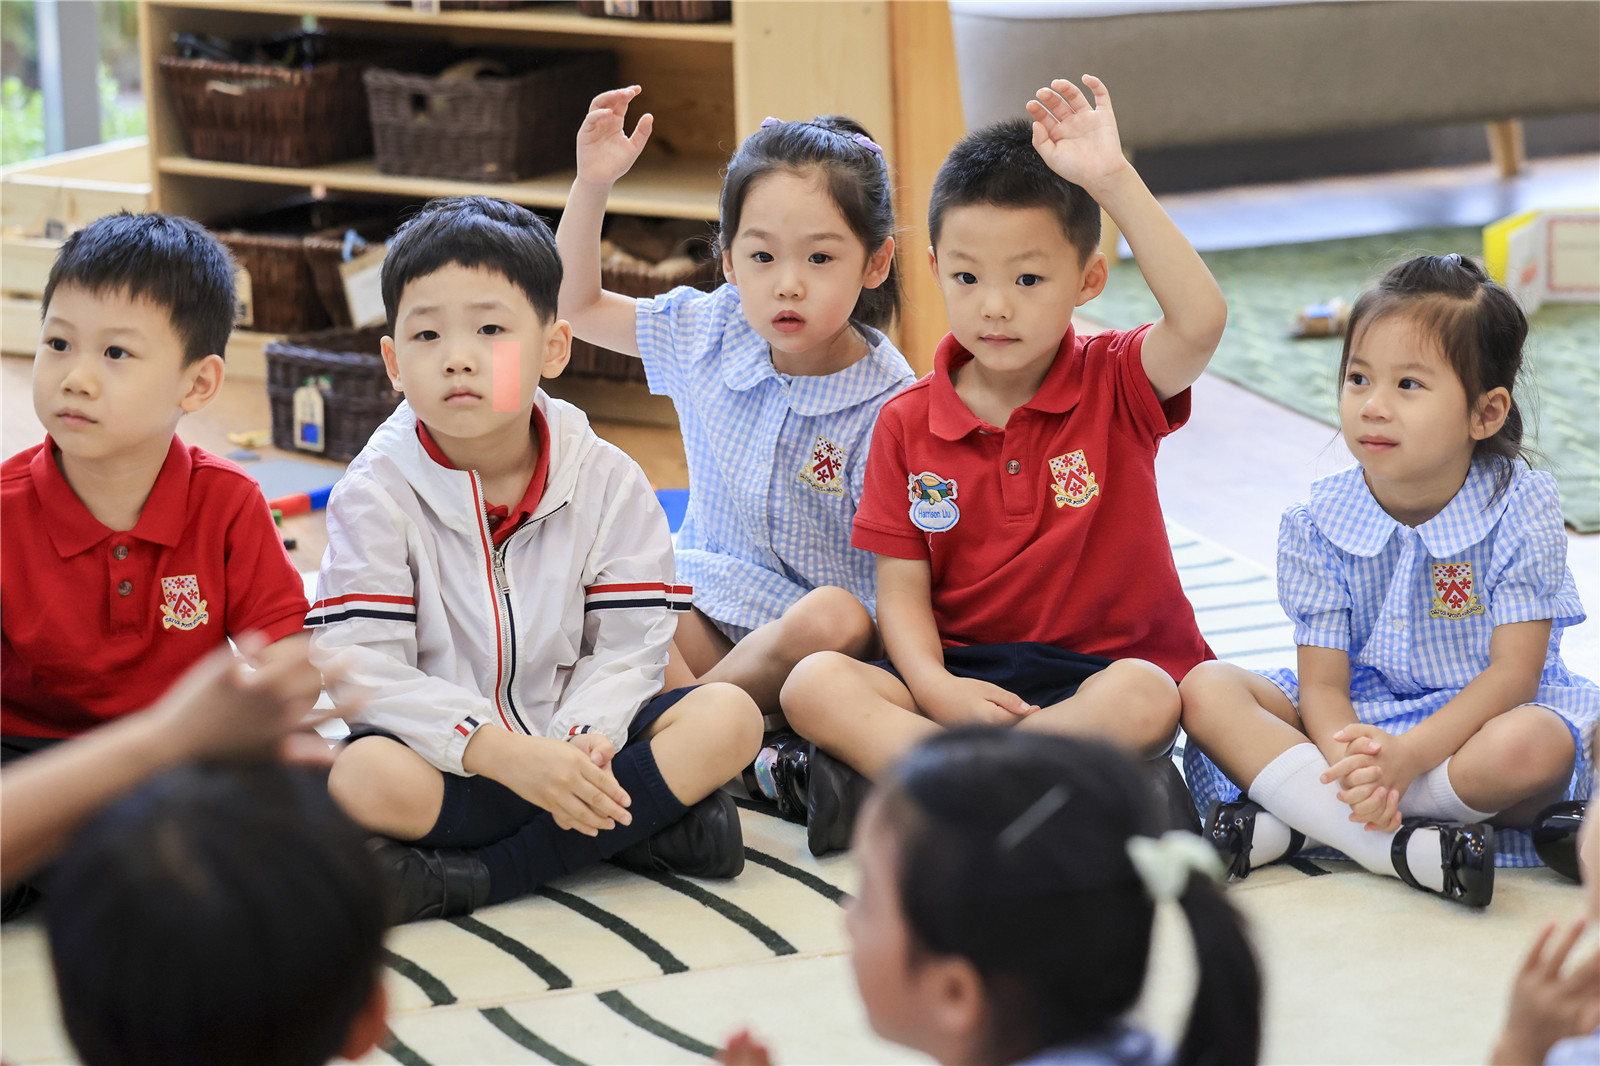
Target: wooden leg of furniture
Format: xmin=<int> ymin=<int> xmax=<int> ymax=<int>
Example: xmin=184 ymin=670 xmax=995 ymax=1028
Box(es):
xmin=1486 ymin=119 xmax=1526 ymax=179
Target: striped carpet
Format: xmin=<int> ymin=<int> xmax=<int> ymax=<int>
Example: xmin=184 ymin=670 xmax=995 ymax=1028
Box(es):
xmin=26 ymin=525 xmax=1584 ymax=1066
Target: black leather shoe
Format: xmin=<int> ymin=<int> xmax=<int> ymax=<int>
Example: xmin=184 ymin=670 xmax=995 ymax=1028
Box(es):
xmin=370 ymin=839 xmax=491 ymax=924
xmin=744 ymin=731 xmax=812 ymax=824
xmin=1531 ymin=801 xmax=1585 ymax=883
xmin=1204 ymin=798 xmax=1305 ymax=880
xmin=1143 ymin=756 xmax=1202 ymax=835
xmin=806 ymin=747 xmax=869 ymax=857
xmin=612 ymin=790 xmax=744 ymax=879
xmin=1391 ymin=819 xmax=1495 ymax=907
xmin=0 ymin=881 xmax=40 ymax=923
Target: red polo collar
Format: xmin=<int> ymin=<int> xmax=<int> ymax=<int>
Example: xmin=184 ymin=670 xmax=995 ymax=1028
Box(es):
xmin=34 ymin=435 xmax=192 ymax=558
xmin=927 ymin=326 xmax=1086 ymax=441
xmin=416 ymin=407 xmax=551 ymax=541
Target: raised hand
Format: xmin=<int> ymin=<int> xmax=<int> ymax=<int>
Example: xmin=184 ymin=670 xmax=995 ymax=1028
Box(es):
xmin=1024 ymin=75 xmax=1131 ymax=192
xmin=576 ymin=85 xmax=654 ymax=186
xmin=1493 ymin=918 xmax=1600 ymax=1065
xmin=156 ymin=633 xmax=334 ymax=765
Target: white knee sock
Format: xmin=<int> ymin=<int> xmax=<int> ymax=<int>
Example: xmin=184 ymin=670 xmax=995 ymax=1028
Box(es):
xmin=1401 ymin=757 xmax=1496 ymax=822
xmin=1245 ymin=811 xmax=1297 ymax=867
xmin=1247 ymin=743 xmax=1399 ymax=879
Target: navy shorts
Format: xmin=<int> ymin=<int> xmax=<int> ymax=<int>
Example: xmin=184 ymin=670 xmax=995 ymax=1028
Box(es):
xmin=347 ymin=685 xmax=696 ymax=849
xmin=871 ymin=641 xmax=1113 ymax=709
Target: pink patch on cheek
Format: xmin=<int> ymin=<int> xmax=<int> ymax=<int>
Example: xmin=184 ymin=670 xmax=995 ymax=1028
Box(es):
xmin=492 ymin=340 xmax=521 ymax=412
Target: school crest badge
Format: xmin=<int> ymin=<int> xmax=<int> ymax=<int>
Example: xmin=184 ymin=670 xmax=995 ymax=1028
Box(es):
xmin=1048 ymin=450 xmax=1100 ymax=508
xmin=159 ymin=574 xmax=210 ymax=631
xmin=907 ymin=471 xmax=960 ymax=533
xmin=1429 ymin=562 xmax=1485 ymax=619
xmin=798 ymin=435 xmax=846 ymax=497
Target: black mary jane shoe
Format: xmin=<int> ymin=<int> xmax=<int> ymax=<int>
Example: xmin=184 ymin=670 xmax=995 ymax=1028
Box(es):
xmin=1391 ymin=818 xmax=1495 ymax=908
xmin=369 ymin=839 xmax=492 ymax=925
xmin=743 ymin=731 xmax=813 ymax=825
xmin=1531 ymin=801 xmax=1585 ymax=884
xmin=1203 ymin=798 xmax=1305 ymax=880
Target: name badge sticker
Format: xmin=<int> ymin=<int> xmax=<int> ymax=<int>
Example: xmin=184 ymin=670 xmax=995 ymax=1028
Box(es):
xmin=907 ymin=471 xmax=960 ymax=533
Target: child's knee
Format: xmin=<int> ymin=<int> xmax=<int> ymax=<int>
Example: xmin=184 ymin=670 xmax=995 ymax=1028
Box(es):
xmin=779 ymin=650 xmax=858 ymax=727
xmin=677 ymin=681 xmax=764 ymax=767
xmin=327 ymin=737 xmax=440 ymax=837
xmin=781 ymin=586 xmax=874 ymax=657
xmin=1478 ymin=707 xmax=1576 ymax=789
xmin=1177 ymin=660 xmax=1245 ymax=729
xmin=1101 ymin=659 xmax=1180 ymax=748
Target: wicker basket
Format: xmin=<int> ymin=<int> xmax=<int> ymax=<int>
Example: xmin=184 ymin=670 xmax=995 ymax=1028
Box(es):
xmin=364 ymin=50 xmax=616 ymax=183
xmin=214 ymin=200 xmax=404 ymax=335
xmin=385 ymin=1 xmax=538 ymax=8
xmin=576 ymin=0 xmax=730 ymax=22
xmin=159 ymin=37 xmax=392 ymax=167
xmin=570 ymin=241 xmax=722 ymax=383
xmin=266 ymin=325 xmax=401 ymax=463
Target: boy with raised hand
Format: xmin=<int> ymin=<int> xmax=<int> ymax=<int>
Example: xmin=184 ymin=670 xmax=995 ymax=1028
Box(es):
xmin=310 ymin=196 xmax=761 ymax=922
xmin=780 ymin=77 xmax=1227 ymax=854
xmin=2 ymin=212 xmax=312 ymax=913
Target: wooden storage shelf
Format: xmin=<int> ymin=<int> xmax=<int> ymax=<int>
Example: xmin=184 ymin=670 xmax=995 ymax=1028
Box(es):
xmin=156 ymin=152 xmax=723 ymax=220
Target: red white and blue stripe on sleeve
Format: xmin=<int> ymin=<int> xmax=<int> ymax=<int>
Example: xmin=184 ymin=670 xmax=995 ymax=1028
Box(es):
xmin=305 ymin=593 xmax=418 ymax=627
xmin=583 ymin=582 xmax=692 ymax=613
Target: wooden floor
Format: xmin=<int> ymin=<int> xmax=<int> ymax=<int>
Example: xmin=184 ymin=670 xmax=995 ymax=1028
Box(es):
xmin=5 ymin=152 xmax=1595 ymax=674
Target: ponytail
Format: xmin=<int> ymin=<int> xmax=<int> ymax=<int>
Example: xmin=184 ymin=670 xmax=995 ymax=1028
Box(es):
xmin=1174 ymin=874 xmax=1262 ymax=1066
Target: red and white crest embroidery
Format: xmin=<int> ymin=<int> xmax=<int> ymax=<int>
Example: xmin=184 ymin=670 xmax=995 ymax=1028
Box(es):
xmin=1047 ymin=450 xmax=1100 ymax=509
xmin=1429 ymin=562 xmax=1485 ymax=620
xmin=159 ymin=574 xmax=210 ymax=631
xmin=798 ymin=435 xmax=846 ymax=497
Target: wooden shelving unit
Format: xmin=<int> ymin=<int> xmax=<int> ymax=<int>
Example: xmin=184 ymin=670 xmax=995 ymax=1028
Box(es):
xmin=137 ymin=0 xmax=963 ymax=400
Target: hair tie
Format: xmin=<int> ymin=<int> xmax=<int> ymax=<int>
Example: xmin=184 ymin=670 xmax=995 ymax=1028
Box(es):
xmin=996 ymin=784 xmax=1070 ymax=854
xmin=1125 ymin=831 xmax=1223 ymax=902
xmin=851 ymin=132 xmax=883 ymax=156
xmin=760 ymin=116 xmax=782 ymax=129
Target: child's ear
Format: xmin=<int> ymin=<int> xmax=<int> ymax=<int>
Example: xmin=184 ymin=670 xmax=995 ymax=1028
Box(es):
xmin=926 ymin=246 xmax=939 ymax=283
xmin=1073 ymin=250 xmax=1109 ymax=307
xmin=1471 ymin=386 xmax=1512 ymax=441
xmin=380 ymin=335 xmax=404 ymax=392
xmin=721 ymin=247 xmax=738 ymax=287
xmin=542 ymin=318 xmax=573 ymax=381
xmin=337 ymin=974 xmax=389 ymax=1061
xmin=178 ymin=353 xmax=225 ymax=414
xmin=863 ymin=236 xmax=896 ymax=290
xmin=923 ymin=955 xmax=988 ymax=1059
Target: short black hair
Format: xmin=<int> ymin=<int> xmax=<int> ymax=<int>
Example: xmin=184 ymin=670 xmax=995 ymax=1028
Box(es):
xmin=927 ymin=119 xmax=1101 ymax=264
xmin=46 ymin=765 xmax=388 ymax=1066
xmin=42 ymin=211 xmax=236 ymax=366
xmin=381 ymin=195 xmax=561 ymax=329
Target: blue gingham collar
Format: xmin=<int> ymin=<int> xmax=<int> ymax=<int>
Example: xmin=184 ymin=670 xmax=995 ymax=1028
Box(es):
xmin=718 ymin=310 xmax=906 ymax=415
xmin=1309 ymin=458 xmax=1517 ymax=557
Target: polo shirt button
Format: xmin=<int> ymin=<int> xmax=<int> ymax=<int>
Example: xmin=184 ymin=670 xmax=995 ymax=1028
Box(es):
xmin=1006 ymin=459 xmax=1021 ymax=475
xmin=117 ymin=580 xmax=133 ymax=597
xmin=112 ymin=545 xmax=129 ymax=560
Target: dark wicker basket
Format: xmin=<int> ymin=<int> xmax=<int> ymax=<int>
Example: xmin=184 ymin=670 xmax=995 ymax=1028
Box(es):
xmin=570 ymin=251 xmax=722 ymax=383
xmin=159 ymin=50 xmax=381 ymax=168
xmin=364 ymin=50 xmax=616 ymax=183
xmin=266 ymin=325 xmax=401 ymax=463
xmin=385 ymin=1 xmax=538 ymax=8
xmin=576 ymin=0 xmax=730 ymax=22
xmin=214 ymin=200 xmax=404 ymax=335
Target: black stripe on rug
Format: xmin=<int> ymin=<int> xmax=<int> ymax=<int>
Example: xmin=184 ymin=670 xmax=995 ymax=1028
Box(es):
xmin=382 ymin=1027 xmax=432 ymax=1066
xmin=597 ymin=989 xmax=718 ymax=1058
xmin=1288 ymin=857 xmax=1329 ymax=877
xmin=635 ymin=869 xmax=797 ymax=955
xmin=447 ymin=914 xmax=573 ymax=989
xmin=745 ymin=847 xmax=847 ymax=906
xmin=537 ymin=885 xmax=689 ymax=974
xmin=481 ymin=1006 xmax=586 ymax=1065
xmin=383 ymin=948 xmax=456 ymax=1006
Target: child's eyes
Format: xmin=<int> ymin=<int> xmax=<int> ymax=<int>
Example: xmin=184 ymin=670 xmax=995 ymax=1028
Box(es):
xmin=104 ymin=346 xmax=132 ymax=361
xmin=46 ymin=337 xmax=69 ymax=352
xmin=952 ymin=272 xmax=977 ymax=285
xmin=1398 ymin=377 xmax=1423 ymax=390
xmin=1016 ymin=274 xmax=1042 ymax=287
xmin=412 ymin=330 xmax=439 ymax=342
xmin=808 ymin=252 xmax=832 ymax=265
xmin=752 ymin=251 xmax=774 ymax=263
xmin=1345 ymin=372 xmax=1369 ymax=386
xmin=479 ymin=324 xmax=504 ymax=336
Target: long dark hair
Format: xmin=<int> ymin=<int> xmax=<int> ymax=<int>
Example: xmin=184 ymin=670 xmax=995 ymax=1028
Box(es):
xmin=46 ymin=765 xmax=388 ymax=1066
xmin=880 ymin=729 xmax=1261 ymax=1066
xmin=1340 ymin=253 xmax=1531 ymax=497
xmin=718 ymin=115 xmax=901 ymax=330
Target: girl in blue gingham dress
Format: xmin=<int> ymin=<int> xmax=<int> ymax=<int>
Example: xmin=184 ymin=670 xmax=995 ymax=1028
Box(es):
xmin=557 ymin=87 xmax=914 ymax=720
xmin=1179 ymin=254 xmax=1597 ymax=906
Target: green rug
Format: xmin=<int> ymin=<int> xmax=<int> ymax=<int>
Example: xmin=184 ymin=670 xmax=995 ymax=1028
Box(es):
xmin=1088 ymin=226 xmax=1600 ymax=532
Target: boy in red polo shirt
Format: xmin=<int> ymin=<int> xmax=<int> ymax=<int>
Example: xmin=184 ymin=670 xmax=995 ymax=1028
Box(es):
xmin=777 ymin=77 xmax=1227 ymax=854
xmin=1 ymin=212 xmax=313 ymax=913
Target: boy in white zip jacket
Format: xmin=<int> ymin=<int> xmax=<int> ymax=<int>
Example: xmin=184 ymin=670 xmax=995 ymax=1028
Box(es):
xmin=309 ymin=197 xmax=762 ymax=923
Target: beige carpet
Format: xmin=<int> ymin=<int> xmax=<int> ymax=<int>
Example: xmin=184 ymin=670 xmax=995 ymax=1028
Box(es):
xmin=1 ymin=525 xmax=1590 ymax=1065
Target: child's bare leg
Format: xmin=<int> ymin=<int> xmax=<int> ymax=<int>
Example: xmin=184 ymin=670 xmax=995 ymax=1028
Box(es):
xmin=327 ymin=737 xmax=446 ymax=840
xmin=1433 ymin=704 xmax=1576 ymax=823
xmin=686 ymin=588 xmax=878 ymax=716
xmin=666 ymin=608 xmax=735 ymax=691
xmin=636 ymin=682 xmax=764 ymax=803
xmin=1179 ymin=660 xmax=1311 ymax=783
xmin=780 ymin=651 xmax=938 ymax=780
xmin=1018 ymin=658 xmax=1181 ymax=758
